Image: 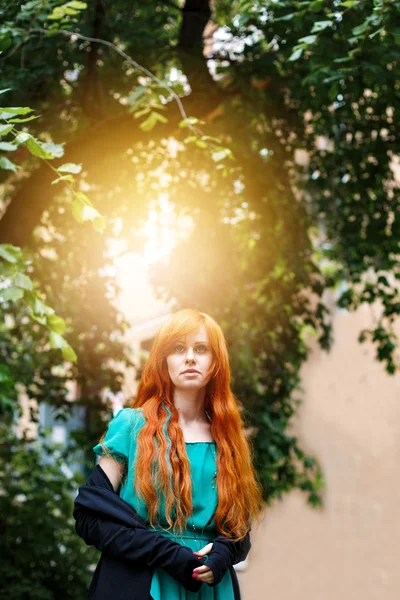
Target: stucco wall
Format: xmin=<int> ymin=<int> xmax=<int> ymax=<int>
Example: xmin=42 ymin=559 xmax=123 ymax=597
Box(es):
xmin=238 ymin=302 xmax=400 ymax=599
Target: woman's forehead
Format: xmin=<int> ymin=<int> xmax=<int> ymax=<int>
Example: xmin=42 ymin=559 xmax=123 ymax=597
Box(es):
xmin=176 ymin=326 xmax=209 ymax=342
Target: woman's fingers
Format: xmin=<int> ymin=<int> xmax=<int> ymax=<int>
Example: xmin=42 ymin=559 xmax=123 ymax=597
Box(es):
xmin=193 ymin=543 xmax=215 ymax=581
xmin=193 ymin=542 xmax=213 ymax=557
xmin=192 ymin=566 xmax=214 ymax=584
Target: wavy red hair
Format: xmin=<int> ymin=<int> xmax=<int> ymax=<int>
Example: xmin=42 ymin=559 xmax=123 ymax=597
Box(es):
xmin=131 ymin=308 xmax=264 ymax=540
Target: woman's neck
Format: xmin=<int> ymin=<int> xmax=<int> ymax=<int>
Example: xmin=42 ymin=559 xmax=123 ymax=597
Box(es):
xmin=173 ymin=390 xmax=207 ymax=424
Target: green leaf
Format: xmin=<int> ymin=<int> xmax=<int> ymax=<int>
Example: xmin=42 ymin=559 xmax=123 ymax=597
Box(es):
xmin=298 ymin=35 xmax=317 ymax=45
xmin=51 ymin=174 xmax=74 ymax=185
xmin=179 ymin=117 xmax=201 ymax=128
xmin=0 ymin=124 xmax=13 ymax=136
xmin=48 ymin=5 xmax=80 ymax=20
xmin=0 ymin=107 xmax=33 ymax=116
xmin=369 ymin=27 xmax=383 ymax=39
xmin=288 ymin=47 xmax=304 ymax=61
xmin=30 ymin=313 xmax=47 ymax=326
xmin=72 ymin=192 xmax=106 ymax=232
xmin=0 ymin=287 xmax=24 ymax=302
xmin=15 ymin=133 xmax=54 ymax=160
xmin=49 ymin=330 xmax=66 ymax=350
xmin=67 ymin=1 xmax=87 ymax=8
xmin=139 ymin=111 xmax=168 ymax=131
xmin=0 ymin=244 xmax=23 ymax=263
xmin=0 ymin=364 xmax=11 ymax=384
xmin=333 ymin=56 xmax=354 ymax=63
xmin=0 ymin=141 xmax=18 ymax=151
xmin=340 ymin=0 xmax=360 ymax=6
xmin=8 ymin=115 xmax=40 ymax=123
xmin=133 ymin=107 xmax=151 ymax=119
xmin=310 ymin=0 xmax=325 ymax=10
xmin=352 ymin=21 xmax=370 ymax=36
xmin=311 ymin=21 xmax=333 ymax=33
xmin=0 ymin=89 xmax=12 ymax=96
xmin=13 ymin=273 xmax=33 ymax=291
xmin=0 ymin=156 xmax=18 ymax=172
xmin=127 ymin=86 xmax=147 ymax=110
xmin=0 ymin=37 xmax=12 ymax=54
xmin=24 ymin=291 xmax=55 ymax=316
xmin=58 ymin=162 xmax=82 ymax=174
xmin=63 ymin=344 xmax=77 ymax=362
xmin=47 ymin=314 xmax=67 ymax=335
xmin=49 ymin=331 xmax=77 ymax=363
xmin=211 ymin=148 xmax=233 ymax=162
xmin=41 ymin=141 xmax=65 ymax=158
xmin=274 ymin=13 xmax=296 ymax=21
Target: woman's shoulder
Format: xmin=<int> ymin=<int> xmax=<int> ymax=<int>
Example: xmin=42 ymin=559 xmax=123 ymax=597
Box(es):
xmin=114 ymin=406 xmax=146 ymax=432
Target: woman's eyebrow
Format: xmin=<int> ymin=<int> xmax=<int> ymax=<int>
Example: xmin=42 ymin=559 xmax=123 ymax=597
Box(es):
xmin=176 ymin=340 xmax=209 ymax=344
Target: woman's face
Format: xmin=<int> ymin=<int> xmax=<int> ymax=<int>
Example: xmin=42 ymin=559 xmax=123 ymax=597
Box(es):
xmin=166 ymin=325 xmax=213 ymax=390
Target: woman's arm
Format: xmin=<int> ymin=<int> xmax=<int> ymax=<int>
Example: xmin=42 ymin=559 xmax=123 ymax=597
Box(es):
xmin=202 ymin=530 xmax=251 ymax=587
xmin=74 ymin=462 xmax=203 ymax=593
xmin=97 ymin=456 xmax=124 ymax=493
xmin=213 ymin=530 xmax=251 ymax=565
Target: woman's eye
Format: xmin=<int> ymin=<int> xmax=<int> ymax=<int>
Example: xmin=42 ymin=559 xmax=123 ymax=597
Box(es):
xmin=196 ymin=345 xmax=207 ymax=353
xmin=174 ymin=344 xmax=208 ymax=353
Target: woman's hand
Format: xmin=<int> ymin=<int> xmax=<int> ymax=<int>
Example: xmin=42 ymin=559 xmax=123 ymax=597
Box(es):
xmin=192 ymin=542 xmax=214 ymax=584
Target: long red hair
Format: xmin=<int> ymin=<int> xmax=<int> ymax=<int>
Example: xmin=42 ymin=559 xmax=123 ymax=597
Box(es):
xmin=131 ymin=308 xmax=264 ymax=540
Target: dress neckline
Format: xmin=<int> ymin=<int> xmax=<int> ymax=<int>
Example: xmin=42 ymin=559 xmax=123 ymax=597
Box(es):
xmin=185 ymin=440 xmax=215 ymax=444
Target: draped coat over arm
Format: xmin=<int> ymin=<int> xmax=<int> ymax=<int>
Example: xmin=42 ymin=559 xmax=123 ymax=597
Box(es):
xmin=73 ymin=464 xmax=251 ymax=600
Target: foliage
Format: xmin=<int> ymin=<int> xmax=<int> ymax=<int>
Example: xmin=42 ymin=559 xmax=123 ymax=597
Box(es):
xmin=0 ymin=421 xmax=97 ymax=598
xmin=0 ymin=89 xmax=107 ymax=371
xmin=219 ymin=0 xmax=400 ymax=372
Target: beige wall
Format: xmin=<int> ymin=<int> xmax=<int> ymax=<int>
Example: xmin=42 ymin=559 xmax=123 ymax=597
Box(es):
xmin=238 ymin=300 xmax=400 ymax=599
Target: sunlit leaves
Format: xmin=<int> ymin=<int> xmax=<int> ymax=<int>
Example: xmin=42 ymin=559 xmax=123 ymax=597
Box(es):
xmin=139 ymin=111 xmax=168 ymax=131
xmin=0 ymin=141 xmax=18 ymax=152
xmin=47 ymin=0 xmax=87 ymax=33
xmin=49 ymin=331 xmax=77 ymax=362
xmin=0 ymin=287 xmax=24 ymax=302
xmin=51 ymin=174 xmax=74 ymax=185
xmin=0 ymin=245 xmax=77 ymax=363
xmin=0 ymin=107 xmax=33 ymax=118
xmin=0 ymin=94 xmax=105 ymax=365
xmin=0 ymin=157 xmax=18 ymax=172
xmin=46 ymin=314 xmax=67 ymax=335
xmin=15 ymin=132 xmax=54 ymax=159
xmin=211 ymin=147 xmax=234 ymax=162
xmin=0 ymin=98 xmax=104 ymax=235
xmin=52 ymin=163 xmax=82 ymax=184
xmin=58 ymin=162 xmax=82 ymax=174
xmin=13 ymin=273 xmax=33 ymax=291
xmin=127 ymin=86 xmax=147 ymax=111
xmin=0 ymin=244 xmax=23 ymax=263
xmin=40 ymin=141 xmax=65 ymax=158
xmin=288 ymin=47 xmax=304 ymax=61
xmin=179 ymin=117 xmax=204 ymax=128
xmin=72 ymin=192 xmax=106 ymax=232
xmin=311 ymin=20 xmax=333 ymax=33
xmin=0 ymin=124 xmax=13 ymax=136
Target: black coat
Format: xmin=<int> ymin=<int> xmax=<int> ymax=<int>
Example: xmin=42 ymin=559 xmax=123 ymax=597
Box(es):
xmin=73 ymin=465 xmax=250 ymax=600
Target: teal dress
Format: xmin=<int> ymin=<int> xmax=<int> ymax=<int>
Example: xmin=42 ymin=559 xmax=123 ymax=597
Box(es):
xmin=93 ymin=408 xmax=235 ymax=600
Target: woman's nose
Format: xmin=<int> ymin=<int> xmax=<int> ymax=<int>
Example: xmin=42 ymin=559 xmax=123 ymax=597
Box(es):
xmin=186 ymin=348 xmax=195 ymax=361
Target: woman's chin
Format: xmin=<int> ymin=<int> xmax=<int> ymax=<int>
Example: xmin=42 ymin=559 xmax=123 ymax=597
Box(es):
xmin=175 ymin=381 xmax=205 ymax=390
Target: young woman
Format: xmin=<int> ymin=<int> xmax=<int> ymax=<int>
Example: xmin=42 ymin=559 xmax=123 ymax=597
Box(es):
xmin=81 ymin=308 xmax=263 ymax=599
